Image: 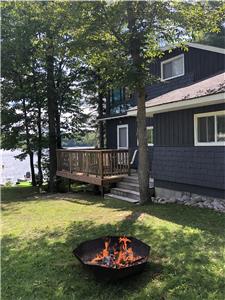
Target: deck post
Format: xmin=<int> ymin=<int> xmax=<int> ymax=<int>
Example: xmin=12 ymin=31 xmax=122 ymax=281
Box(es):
xmin=128 ymin=150 xmax=131 ymax=176
xmin=69 ymin=152 xmax=72 ymax=173
xmin=100 ymin=151 xmax=104 ymax=198
xmin=100 ymin=185 xmax=104 ymax=198
xmin=68 ymin=178 xmax=71 ymax=192
xmin=99 ymin=151 xmax=103 ymax=179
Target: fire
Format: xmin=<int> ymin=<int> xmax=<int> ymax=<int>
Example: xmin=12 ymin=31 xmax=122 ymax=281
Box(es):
xmin=89 ymin=237 xmax=142 ymax=268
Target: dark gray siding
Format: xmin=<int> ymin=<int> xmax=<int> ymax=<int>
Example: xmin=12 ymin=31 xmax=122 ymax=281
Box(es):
xmin=154 ymin=103 xmax=225 ymax=146
xmin=146 ymin=48 xmax=225 ymax=100
xmin=155 ymin=180 xmax=225 ymax=199
xmin=105 ymin=47 xmax=225 ymax=118
xmin=152 ymin=104 xmax=225 ymax=197
xmin=152 ymin=146 xmax=225 ymax=191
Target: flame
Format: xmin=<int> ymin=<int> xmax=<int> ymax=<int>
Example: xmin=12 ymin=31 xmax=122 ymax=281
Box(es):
xmin=89 ymin=237 xmax=142 ymax=268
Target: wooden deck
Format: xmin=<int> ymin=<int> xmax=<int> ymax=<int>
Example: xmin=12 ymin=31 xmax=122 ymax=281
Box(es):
xmin=56 ymin=149 xmax=130 ymax=186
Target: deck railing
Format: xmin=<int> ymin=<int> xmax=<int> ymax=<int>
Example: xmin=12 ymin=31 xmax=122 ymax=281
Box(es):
xmin=56 ymin=149 xmax=130 ymax=178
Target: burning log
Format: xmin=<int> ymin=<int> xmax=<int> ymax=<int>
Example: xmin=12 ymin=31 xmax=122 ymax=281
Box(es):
xmin=73 ymin=236 xmax=150 ymax=280
xmin=89 ymin=236 xmax=144 ymax=268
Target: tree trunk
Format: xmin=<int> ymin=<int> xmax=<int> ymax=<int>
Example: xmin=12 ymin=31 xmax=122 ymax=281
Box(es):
xmin=137 ymin=87 xmax=150 ymax=203
xmin=29 ymin=151 xmax=36 ymax=187
xmin=22 ymin=98 xmax=37 ymax=187
xmin=127 ymin=1 xmax=150 ymax=204
xmin=98 ymin=91 xmax=104 ymax=148
xmin=55 ymin=109 xmax=62 ymax=149
xmin=32 ymin=64 xmax=43 ymax=187
xmin=46 ymin=36 xmax=57 ymax=192
xmin=37 ymin=105 xmax=43 ymax=186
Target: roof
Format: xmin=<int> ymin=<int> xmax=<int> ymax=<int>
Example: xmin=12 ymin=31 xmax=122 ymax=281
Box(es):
xmin=128 ymin=72 xmax=225 ymax=114
xmin=162 ymin=42 xmax=225 ymax=55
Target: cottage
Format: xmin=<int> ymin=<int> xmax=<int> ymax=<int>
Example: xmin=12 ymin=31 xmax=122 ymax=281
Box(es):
xmin=102 ymin=43 xmax=225 ymax=202
xmin=57 ymin=43 xmax=225 ymax=204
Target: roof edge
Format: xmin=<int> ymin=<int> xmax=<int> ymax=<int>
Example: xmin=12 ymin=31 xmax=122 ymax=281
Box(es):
xmin=127 ymin=92 xmax=225 ymax=117
xmin=162 ymin=42 xmax=225 ymax=55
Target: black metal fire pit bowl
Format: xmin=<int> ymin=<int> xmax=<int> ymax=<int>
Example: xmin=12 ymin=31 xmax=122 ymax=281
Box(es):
xmin=73 ymin=236 xmax=150 ymax=281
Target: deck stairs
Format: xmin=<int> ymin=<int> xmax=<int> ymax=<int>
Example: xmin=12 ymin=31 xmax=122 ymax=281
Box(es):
xmin=105 ymin=170 xmax=154 ymax=203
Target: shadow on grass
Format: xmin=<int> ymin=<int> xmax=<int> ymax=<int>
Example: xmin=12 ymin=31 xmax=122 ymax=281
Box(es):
xmin=3 ymin=186 xmax=225 ymax=238
xmin=62 ymin=192 xmax=225 ymax=238
xmin=2 ymin=211 xmax=225 ymax=300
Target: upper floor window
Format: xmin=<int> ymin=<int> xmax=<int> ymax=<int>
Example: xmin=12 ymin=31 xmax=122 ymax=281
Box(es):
xmin=109 ymin=87 xmax=134 ymax=115
xmin=161 ymin=54 xmax=185 ymax=81
xmin=194 ymin=111 xmax=225 ymax=146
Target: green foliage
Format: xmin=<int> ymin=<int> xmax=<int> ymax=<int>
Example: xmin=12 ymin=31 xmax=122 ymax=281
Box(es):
xmin=74 ymin=1 xmax=224 ymax=89
xmin=2 ymin=187 xmax=225 ymax=299
xmin=196 ymin=24 xmax=225 ymax=48
xmin=1 ymin=2 xmax=89 ymax=183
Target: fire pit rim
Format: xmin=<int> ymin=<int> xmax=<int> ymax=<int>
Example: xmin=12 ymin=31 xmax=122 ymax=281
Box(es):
xmin=73 ymin=235 xmax=151 ymax=267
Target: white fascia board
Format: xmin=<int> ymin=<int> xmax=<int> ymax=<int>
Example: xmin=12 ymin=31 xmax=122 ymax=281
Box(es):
xmin=97 ymin=114 xmax=131 ymax=121
xmin=161 ymin=42 xmax=225 ymax=55
xmin=127 ymin=93 xmax=225 ymax=117
xmin=187 ymin=43 xmax=225 ymax=55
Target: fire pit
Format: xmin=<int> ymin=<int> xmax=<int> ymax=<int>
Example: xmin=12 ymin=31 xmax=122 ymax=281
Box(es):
xmin=73 ymin=236 xmax=150 ymax=281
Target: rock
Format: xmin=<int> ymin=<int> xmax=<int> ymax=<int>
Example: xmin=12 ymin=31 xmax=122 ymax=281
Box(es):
xmin=181 ymin=194 xmax=191 ymax=202
xmin=191 ymin=194 xmax=203 ymax=202
xmin=165 ymin=198 xmax=177 ymax=203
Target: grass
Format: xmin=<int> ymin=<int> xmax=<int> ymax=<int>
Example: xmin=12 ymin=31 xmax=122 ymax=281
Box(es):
xmin=1 ymin=186 xmax=225 ymax=300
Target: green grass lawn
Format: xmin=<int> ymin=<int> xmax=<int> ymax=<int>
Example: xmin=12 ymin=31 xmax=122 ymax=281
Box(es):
xmin=2 ymin=186 xmax=225 ymax=300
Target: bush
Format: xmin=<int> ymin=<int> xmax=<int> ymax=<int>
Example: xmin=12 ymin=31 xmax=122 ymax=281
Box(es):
xmin=4 ymin=181 xmax=13 ymax=187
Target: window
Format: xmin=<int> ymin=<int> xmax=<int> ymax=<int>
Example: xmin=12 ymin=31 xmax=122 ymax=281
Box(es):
xmin=117 ymin=124 xmax=128 ymax=149
xmin=137 ymin=126 xmax=154 ymax=146
xmin=194 ymin=111 xmax=225 ymax=146
xmin=147 ymin=126 xmax=154 ymax=146
xmin=161 ymin=54 xmax=184 ymax=81
xmin=109 ymin=87 xmax=135 ymax=116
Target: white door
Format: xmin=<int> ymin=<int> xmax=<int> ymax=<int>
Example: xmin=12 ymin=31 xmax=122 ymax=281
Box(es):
xmin=117 ymin=124 xmax=129 ymax=149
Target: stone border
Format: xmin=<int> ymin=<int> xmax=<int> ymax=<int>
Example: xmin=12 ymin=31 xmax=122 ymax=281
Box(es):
xmin=152 ymin=188 xmax=225 ymax=213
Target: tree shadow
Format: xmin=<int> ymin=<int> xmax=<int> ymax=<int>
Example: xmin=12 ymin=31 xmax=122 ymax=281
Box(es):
xmin=2 ymin=211 xmax=225 ymax=299
xmin=61 ymin=192 xmax=225 ymax=238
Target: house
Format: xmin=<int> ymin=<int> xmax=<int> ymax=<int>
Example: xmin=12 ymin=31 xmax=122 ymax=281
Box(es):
xmin=56 ymin=42 xmax=225 ymax=203
xmin=101 ymin=43 xmax=225 ymax=201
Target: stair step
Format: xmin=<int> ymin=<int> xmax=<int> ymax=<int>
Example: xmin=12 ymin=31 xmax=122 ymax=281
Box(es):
xmin=105 ymin=193 xmax=139 ymax=203
xmin=110 ymin=187 xmax=140 ymax=201
xmin=123 ymin=177 xmax=139 ymax=184
xmin=117 ymin=182 xmax=140 ymax=192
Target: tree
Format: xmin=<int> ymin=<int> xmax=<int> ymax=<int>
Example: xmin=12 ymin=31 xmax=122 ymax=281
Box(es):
xmin=77 ymin=0 xmax=224 ymax=204
xmin=196 ymin=24 xmax=225 ymax=48
xmin=1 ymin=2 xmax=40 ymax=186
xmin=1 ymin=2 xmax=88 ymax=191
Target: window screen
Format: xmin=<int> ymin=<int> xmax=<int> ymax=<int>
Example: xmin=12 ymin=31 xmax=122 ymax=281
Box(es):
xmin=147 ymin=127 xmax=153 ymax=145
xmin=217 ymin=115 xmax=225 ymax=142
xmin=197 ymin=116 xmax=215 ymax=142
xmin=162 ymin=56 xmax=184 ymax=80
xmin=118 ymin=127 xmax=128 ymax=148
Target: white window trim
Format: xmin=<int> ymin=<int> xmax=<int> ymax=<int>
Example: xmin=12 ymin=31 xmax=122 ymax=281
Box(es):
xmin=161 ymin=54 xmax=185 ymax=81
xmin=117 ymin=124 xmax=129 ymax=149
xmin=137 ymin=126 xmax=154 ymax=146
xmin=194 ymin=110 xmax=225 ymax=146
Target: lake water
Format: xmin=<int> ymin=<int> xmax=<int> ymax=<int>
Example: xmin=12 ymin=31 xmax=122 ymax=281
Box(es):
xmin=0 ymin=150 xmax=37 ymax=185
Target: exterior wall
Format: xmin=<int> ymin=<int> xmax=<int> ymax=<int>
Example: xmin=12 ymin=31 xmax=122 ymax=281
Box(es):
xmin=147 ymin=47 xmax=225 ymax=100
xmin=154 ymin=103 xmax=225 ymax=146
xmin=106 ymin=116 xmax=153 ymax=169
xmin=105 ymin=47 xmax=225 ymax=118
xmin=152 ymin=103 xmax=225 ymax=198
